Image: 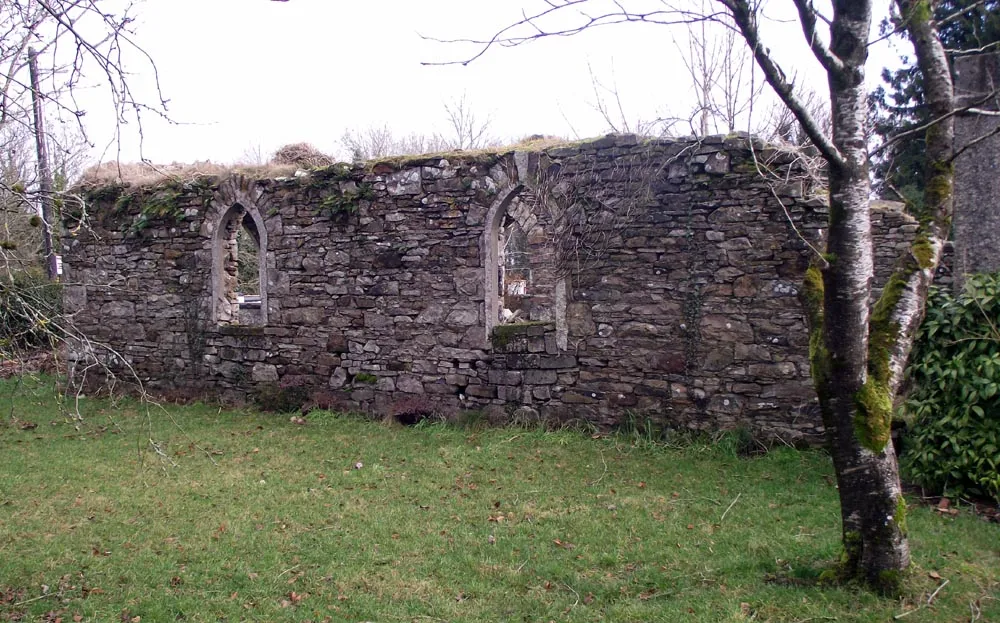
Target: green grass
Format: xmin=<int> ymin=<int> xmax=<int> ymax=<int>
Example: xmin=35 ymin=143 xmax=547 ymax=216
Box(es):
xmin=0 ymin=376 xmax=997 ymax=622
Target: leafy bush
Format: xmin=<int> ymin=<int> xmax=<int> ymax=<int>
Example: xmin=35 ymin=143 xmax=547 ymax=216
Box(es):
xmin=0 ymin=269 xmax=63 ymax=355
xmin=901 ymin=272 xmax=1000 ymax=503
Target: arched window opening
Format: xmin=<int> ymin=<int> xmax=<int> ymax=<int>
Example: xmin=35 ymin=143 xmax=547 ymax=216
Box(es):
xmin=484 ymin=186 xmax=567 ymax=349
xmin=215 ymin=203 xmax=267 ymax=326
xmin=236 ymin=215 xmax=261 ymax=298
xmin=498 ymin=214 xmax=530 ymax=323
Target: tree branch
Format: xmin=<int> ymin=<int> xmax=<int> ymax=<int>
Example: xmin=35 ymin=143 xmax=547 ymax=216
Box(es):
xmin=420 ymin=0 xmax=727 ymax=66
xmin=950 ymin=123 xmax=1000 ymax=164
xmin=791 ymin=0 xmax=846 ymax=76
xmin=871 ymin=88 xmax=1000 ymax=157
xmin=949 ymin=40 xmax=1000 ymax=56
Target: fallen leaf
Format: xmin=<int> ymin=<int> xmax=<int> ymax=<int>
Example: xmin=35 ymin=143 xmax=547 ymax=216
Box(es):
xmin=928 ymin=571 xmax=942 ymax=580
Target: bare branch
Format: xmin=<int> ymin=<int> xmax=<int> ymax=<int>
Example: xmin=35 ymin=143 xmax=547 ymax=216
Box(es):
xmin=871 ymin=88 xmax=1000 ymax=157
xmin=934 ymin=0 xmax=988 ymax=30
xmin=791 ymin=0 xmax=845 ymax=75
xmin=950 ymin=123 xmax=1000 ymax=163
xmin=721 ymin=0 xmax=846 ymax=169
xmin=420 ymin=0 xmax=727 ymax=66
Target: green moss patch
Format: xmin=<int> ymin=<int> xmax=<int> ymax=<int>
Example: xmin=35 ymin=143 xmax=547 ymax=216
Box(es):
xmin=854 ymin=379 xmax=893 ymax=452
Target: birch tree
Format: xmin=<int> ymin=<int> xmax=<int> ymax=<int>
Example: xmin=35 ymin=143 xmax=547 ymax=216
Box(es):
xmin=430 ymin=0 xmax=960 ymax=591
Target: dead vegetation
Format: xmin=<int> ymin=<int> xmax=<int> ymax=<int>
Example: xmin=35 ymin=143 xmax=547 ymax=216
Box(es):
xmin=76 ymin=160 xmax=301 ymax=189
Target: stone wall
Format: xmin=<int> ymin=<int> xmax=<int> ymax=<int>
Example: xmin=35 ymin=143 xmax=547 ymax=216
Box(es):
xmin=62 ymin=134 xmax=915 ymax=442
xmin=954 ymin=53 xmax=1000 ymax=288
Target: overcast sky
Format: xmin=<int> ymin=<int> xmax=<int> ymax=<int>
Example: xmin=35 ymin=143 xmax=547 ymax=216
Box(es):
xmin=77 ymin=0 xmax=904 ymax=165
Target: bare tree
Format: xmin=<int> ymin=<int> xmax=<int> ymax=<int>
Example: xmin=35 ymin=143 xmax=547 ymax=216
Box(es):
xmin=443 ymin=93 xmax=496 ymax=150
xmin=0 ymin=1 xmax=168 ymax=404
xmin=340 ymin=95 xmax=496 ymax=161
xmin=0 ymin=0 xmax=168 ymax=275
xmin=673 ymin=0 xmax=763 ymax=135
xmin=0 ymin=1 xmax=168 ymax=144
xmin=424 ymin=0 xmax=967 ymax=591
xmin=585 ymin=63 xmax=679 ymax=136
xmin=340 ymin=124 xmax=453 ymax=161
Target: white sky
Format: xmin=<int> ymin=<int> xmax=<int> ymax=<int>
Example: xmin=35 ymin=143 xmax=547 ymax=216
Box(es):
xmin=75 ymin=0 xmax=905 ymax=165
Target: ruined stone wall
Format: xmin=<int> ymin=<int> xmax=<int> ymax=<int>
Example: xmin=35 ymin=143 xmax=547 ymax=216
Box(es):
xmin=63 ymin=135 xmax=914 ymax=442
xmin=954 ymin=53 xmax=1000 ymax=287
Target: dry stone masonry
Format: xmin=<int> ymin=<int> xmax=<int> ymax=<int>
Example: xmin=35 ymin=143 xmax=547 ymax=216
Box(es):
xmin=63 ymin=134 xmax=916 ymax=442
xmin=954 ymin=53 xmax=1000 ymax=287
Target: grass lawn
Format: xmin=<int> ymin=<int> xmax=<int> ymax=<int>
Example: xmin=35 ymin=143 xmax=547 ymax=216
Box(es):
xmin=1 ymin=376 xmax=997 ymax=622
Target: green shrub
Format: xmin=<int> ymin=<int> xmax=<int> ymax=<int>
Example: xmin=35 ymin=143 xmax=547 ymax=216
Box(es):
xmin=901 ymin=272 xmax=1000 ymax=503
xmin=0 ymin=269 xmax=63 ymax=354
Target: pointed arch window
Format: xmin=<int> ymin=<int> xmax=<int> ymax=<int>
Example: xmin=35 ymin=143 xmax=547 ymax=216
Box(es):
xmin=214 ymin=203 xmax=267 ymax=326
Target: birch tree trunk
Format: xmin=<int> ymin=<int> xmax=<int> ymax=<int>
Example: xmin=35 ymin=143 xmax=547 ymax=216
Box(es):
xmin=725 ymin=0 xmax=955 ymax=591
xmin=435 ymin=0 xmax=959 ymax=594
xmin=808 ymin=0 xmax=910 ymax=591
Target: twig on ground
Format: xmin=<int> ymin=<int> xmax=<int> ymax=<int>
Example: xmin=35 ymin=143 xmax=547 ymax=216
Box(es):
xmin=927 ymin=578 xmax=949 ymax=605
xmin=562 ymin=582 xmax=581 ymax=607
xmin=720 ymin=492 xmax=742 ymax=523
xmin=13 ymin=590 xmax=63 ymax=607
xmin=588 ymin=448 xmax=609 ymax=486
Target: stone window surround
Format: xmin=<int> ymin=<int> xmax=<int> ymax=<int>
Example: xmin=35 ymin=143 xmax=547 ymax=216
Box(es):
xmin=212 ymin=201 xmax=268 ymax=326
xmin=483 ymin=183 xmax=568 ymax=350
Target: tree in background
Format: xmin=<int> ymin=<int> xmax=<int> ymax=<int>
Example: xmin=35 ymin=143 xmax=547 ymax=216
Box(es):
xmin=426 ymin=0 xmax=961 ymax=591
xmin=870 ymin=0 xmax=1000 ymax=207
xmin=341 ymin=95 xmax=497 ymax=160
xmin=0 ymin=1 xmax=166 ymax=380
xmin=0 ymin=2 xmax=168 ymax=192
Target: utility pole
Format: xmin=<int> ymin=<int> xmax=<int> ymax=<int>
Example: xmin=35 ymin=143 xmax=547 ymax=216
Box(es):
xmin=28 ymin=47 xmax=57 ymax=281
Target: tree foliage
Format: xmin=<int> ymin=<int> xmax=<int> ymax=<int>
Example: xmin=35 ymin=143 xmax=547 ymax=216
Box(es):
xmin=902 ymin=272 xmax=1000 ymax=503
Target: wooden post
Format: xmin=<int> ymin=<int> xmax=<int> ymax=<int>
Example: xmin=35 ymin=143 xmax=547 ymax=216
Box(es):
xmin=28 ymin=47 xmax=57 ymax=281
